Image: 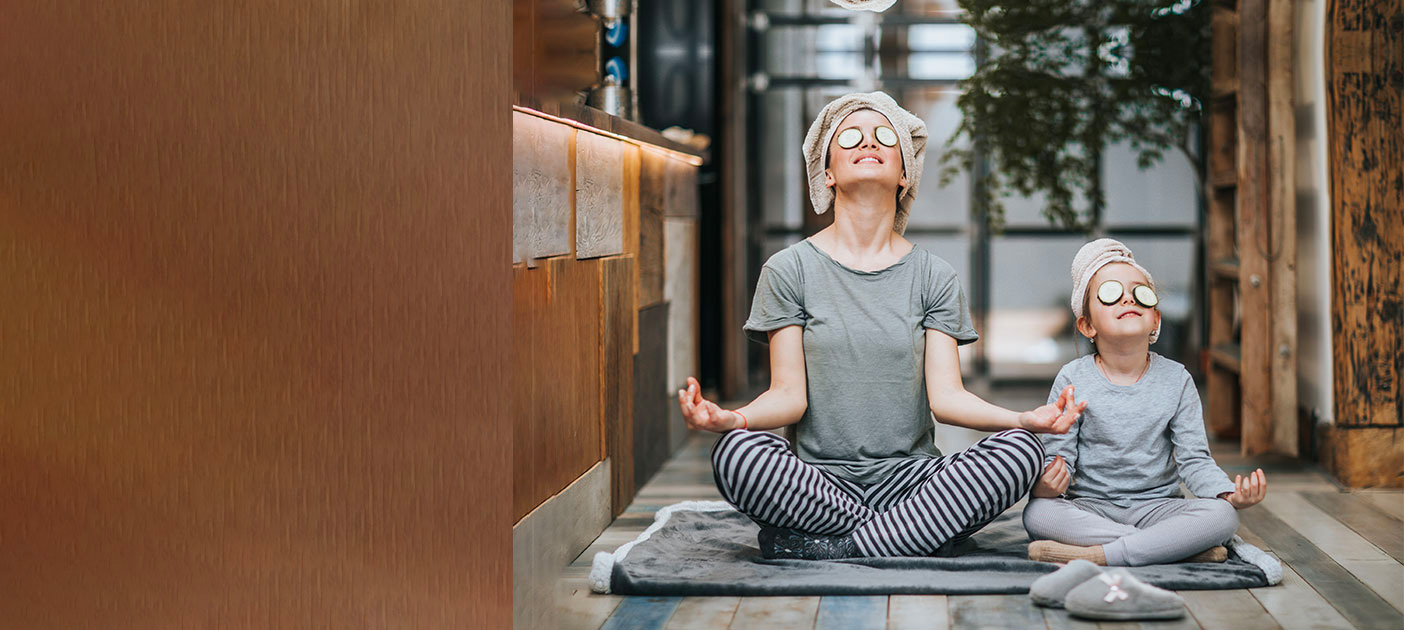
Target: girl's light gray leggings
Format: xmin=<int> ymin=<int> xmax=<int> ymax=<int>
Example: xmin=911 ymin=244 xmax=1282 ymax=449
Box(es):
xmin=1022 ymin=496 xmax=1239 ymax=566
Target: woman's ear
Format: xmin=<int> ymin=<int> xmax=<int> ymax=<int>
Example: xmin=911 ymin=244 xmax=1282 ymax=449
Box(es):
xmin=824 ymin=169 xmax=836 ymax=188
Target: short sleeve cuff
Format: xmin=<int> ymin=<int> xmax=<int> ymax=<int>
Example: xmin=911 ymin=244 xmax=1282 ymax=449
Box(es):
xmin=744 ymin=318 xmax=806 ymax=345
xmin=923 ymin=321 xmax=979 ymax=346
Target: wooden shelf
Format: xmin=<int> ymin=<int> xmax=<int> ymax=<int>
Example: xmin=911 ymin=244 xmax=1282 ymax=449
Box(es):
xmin=1213 ymin=79 xmax=1240 ymax=100
xmin=1212 ymin=257 xmax=1241 ymax=281
xmin=1210 ymin=343 xmax=1242 ymax=374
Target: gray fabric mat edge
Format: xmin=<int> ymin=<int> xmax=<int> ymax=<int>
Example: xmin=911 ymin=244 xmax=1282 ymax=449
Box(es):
xmin=606 ymin=504 xmax=1270 ymax=596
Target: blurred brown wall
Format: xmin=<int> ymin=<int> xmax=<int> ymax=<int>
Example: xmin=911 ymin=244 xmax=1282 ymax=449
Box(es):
xmin=0 ymin=1 xmax=511 ymax=627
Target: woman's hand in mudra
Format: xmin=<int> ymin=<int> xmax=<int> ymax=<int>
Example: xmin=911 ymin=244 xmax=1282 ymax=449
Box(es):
xmin=678 ymin=376 xmax=745 ymax=433
xmin=1017 ymin=385 xmax=1085 ymax=434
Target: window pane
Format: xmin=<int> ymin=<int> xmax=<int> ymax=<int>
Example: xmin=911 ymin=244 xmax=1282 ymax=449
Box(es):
xmin=759 ymin=89 xmax=805 ymax=230
xmin=903 ymin=89 xmax=968 ymax=229
xmin=907 ymin=235 xmax=970 ymax=290
xmin=987 ymin=237 xmax=1085 ymax=378
xmin=907 ymin=53 xmax=975 ymax=80
xmin=1103 ymin=141 xmax=1197 ymax=227
xmin=816 ymin=24 xmax=865 ymax=51
xmin=907 ymin=24 xmax=976 ymax=51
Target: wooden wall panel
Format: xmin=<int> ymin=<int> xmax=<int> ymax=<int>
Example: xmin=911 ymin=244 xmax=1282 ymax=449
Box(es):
xmin=634 ymin=302 xmax=671 ymax=492
xmin=663 ymin=158 xmax=701 ymax=219
xmin=622 ymin=144 xmax=642 ymax=353
xmin=638 ymin=151 xmax=668 ymax=308
xmin=512 ymin=0 xmax=598 ymax=104
xmin=513 ymin=258 xmax=606 ymax=521
xmin=0 ymin=0 xmax=513 ymax=626
xmin=601 ymin=256 xmax=637 ymax=515
xmin=665 ymin=219 xmax=701 ymax=453
xmin=576 ymin=131 xmax=626 ymax=259
xmin=512 ymin=112 xmax=573 ymax=266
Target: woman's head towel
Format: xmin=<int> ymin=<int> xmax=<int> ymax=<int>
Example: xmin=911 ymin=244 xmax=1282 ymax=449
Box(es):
xmin=803 ymin=91 xmax=928 ymax=234
xmin=828 ymin=0 xmax=898 ymax=11
xmin=1070 ymin=238 xmax=1161 ymax=344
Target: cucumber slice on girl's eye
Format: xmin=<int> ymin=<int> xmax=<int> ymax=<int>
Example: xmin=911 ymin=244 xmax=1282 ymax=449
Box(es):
xmin=837 ymin=128 xmax=863 ymax=149
xmin=1097 ymin=280 xmax=1123 ymax=305
xmin=1133 ymin=285 xmax=1159 ymax=307
xmin=875 ymin=126 xmax=898 ymax=147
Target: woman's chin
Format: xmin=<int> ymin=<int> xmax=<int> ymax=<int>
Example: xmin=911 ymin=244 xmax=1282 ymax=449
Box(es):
xmin=835 ymin=176 xmax=902 ymax=194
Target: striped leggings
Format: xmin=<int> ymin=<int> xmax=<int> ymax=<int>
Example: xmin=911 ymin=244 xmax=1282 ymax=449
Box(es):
xmin=711 ymin=428 xmax=1045 ymax=557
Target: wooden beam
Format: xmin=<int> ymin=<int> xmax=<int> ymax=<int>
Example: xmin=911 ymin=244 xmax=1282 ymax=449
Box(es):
xmin=1325 ymin=0 xmax=1403 ymax=488
xmin=1327 ymin=0 xmax=1404 ymax=434
xmin=719 ymin=0 xmax=750 ymax=400
xmin=1205 ymin=4 xmax=1240 ymax=440
xmin=1237 ymin=0 xmax=1273 ymax=455
xmin=1267 ymin=0 xmax=1297 ymax=456
xmin=1321 ymin=426 xmax=1404 ymax=489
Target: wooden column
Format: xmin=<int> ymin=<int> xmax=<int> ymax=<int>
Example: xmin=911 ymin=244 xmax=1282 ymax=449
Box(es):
xmin=1323 ymin=0 xmax=1404 ymax=487
xmin=1238 ymin=0 xmax=1273 ymax=453
xmin=1267 ymin=0 xmax=1298 ymax=455
xmin=719 ymin=0 xmax=751 ymax=400
xmin=1230 ymin=0 xmax=1298 ymax=456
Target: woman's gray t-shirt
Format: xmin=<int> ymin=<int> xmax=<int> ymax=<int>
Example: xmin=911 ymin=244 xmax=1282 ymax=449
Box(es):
xmin=743 ymin=239 xmax=978 ymax=486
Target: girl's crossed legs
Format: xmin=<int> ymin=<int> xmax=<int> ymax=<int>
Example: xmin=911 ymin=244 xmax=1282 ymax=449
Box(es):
xmin=1022 ymin=496 xmax=1239 ymax=566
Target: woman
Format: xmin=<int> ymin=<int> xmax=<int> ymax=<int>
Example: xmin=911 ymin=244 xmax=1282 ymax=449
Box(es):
xmin=677 ymin=91 xmax=1086 ymax=560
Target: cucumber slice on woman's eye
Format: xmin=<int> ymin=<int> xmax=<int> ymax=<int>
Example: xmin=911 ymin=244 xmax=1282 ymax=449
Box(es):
xmin=1097 ymin=280 xmax=1123 ymax=305
xmin=875 ymin=126 xmax=898 ymax=147
xmin=1133 ymin=285 xmax=1159 ymax=308
xmin=837 ymin=128 xmax=863 ymax=149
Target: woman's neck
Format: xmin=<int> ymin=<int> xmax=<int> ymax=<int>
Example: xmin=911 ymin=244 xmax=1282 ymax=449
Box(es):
xmin=1094 ymin=341 xmax=1151 ymax=385
xmin=819 ymin=190 xmax=905 ymax=262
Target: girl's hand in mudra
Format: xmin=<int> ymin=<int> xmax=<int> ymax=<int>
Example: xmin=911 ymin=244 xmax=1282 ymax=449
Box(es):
xmin=1031 ymin=456 xmax=1070 ymax=498
xmin=1017 ymin=385 xmax=1085 ymax=434
xmin=678 ymin=376 xmax=744 ymax=433
xmin=1218 ymin=468 xmax=1267 ymax=509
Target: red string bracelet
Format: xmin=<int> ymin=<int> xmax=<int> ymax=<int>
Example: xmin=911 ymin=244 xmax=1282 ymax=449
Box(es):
xmin=734 ymin=410 xmax=748 ymax=430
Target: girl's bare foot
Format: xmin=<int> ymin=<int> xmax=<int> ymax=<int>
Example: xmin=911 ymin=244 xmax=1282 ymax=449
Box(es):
xmin=1029 ymin=540 xmax=1108 ymax=565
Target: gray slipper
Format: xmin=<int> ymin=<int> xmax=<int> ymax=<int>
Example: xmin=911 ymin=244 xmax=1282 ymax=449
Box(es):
xmin=1029 ymin=559 xmax=1104 ymax=608
xmin=1065 ymin=569 xmax=1185 ymax=621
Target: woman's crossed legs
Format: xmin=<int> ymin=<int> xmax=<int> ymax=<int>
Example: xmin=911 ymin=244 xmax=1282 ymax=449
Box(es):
xmin=711 ymin=428 xmax=1044 ymax=557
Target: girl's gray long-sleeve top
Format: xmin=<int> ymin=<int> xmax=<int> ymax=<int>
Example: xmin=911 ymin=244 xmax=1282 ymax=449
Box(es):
xmin=1040 ymin=353 xmax=1238 ymax=506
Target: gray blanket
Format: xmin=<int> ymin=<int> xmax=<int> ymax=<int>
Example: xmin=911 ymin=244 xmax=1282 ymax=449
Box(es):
xmin=589 ymin=501 xmax=1272 ymax=596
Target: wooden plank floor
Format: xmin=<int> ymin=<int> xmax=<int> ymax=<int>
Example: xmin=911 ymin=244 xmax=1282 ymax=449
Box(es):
xmin=557 ymin=391 xmax=1404 ymax=630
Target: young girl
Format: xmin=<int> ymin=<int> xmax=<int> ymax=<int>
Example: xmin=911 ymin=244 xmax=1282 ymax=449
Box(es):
xmin=1023 ymin=239 xmax=1267 ymax=566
